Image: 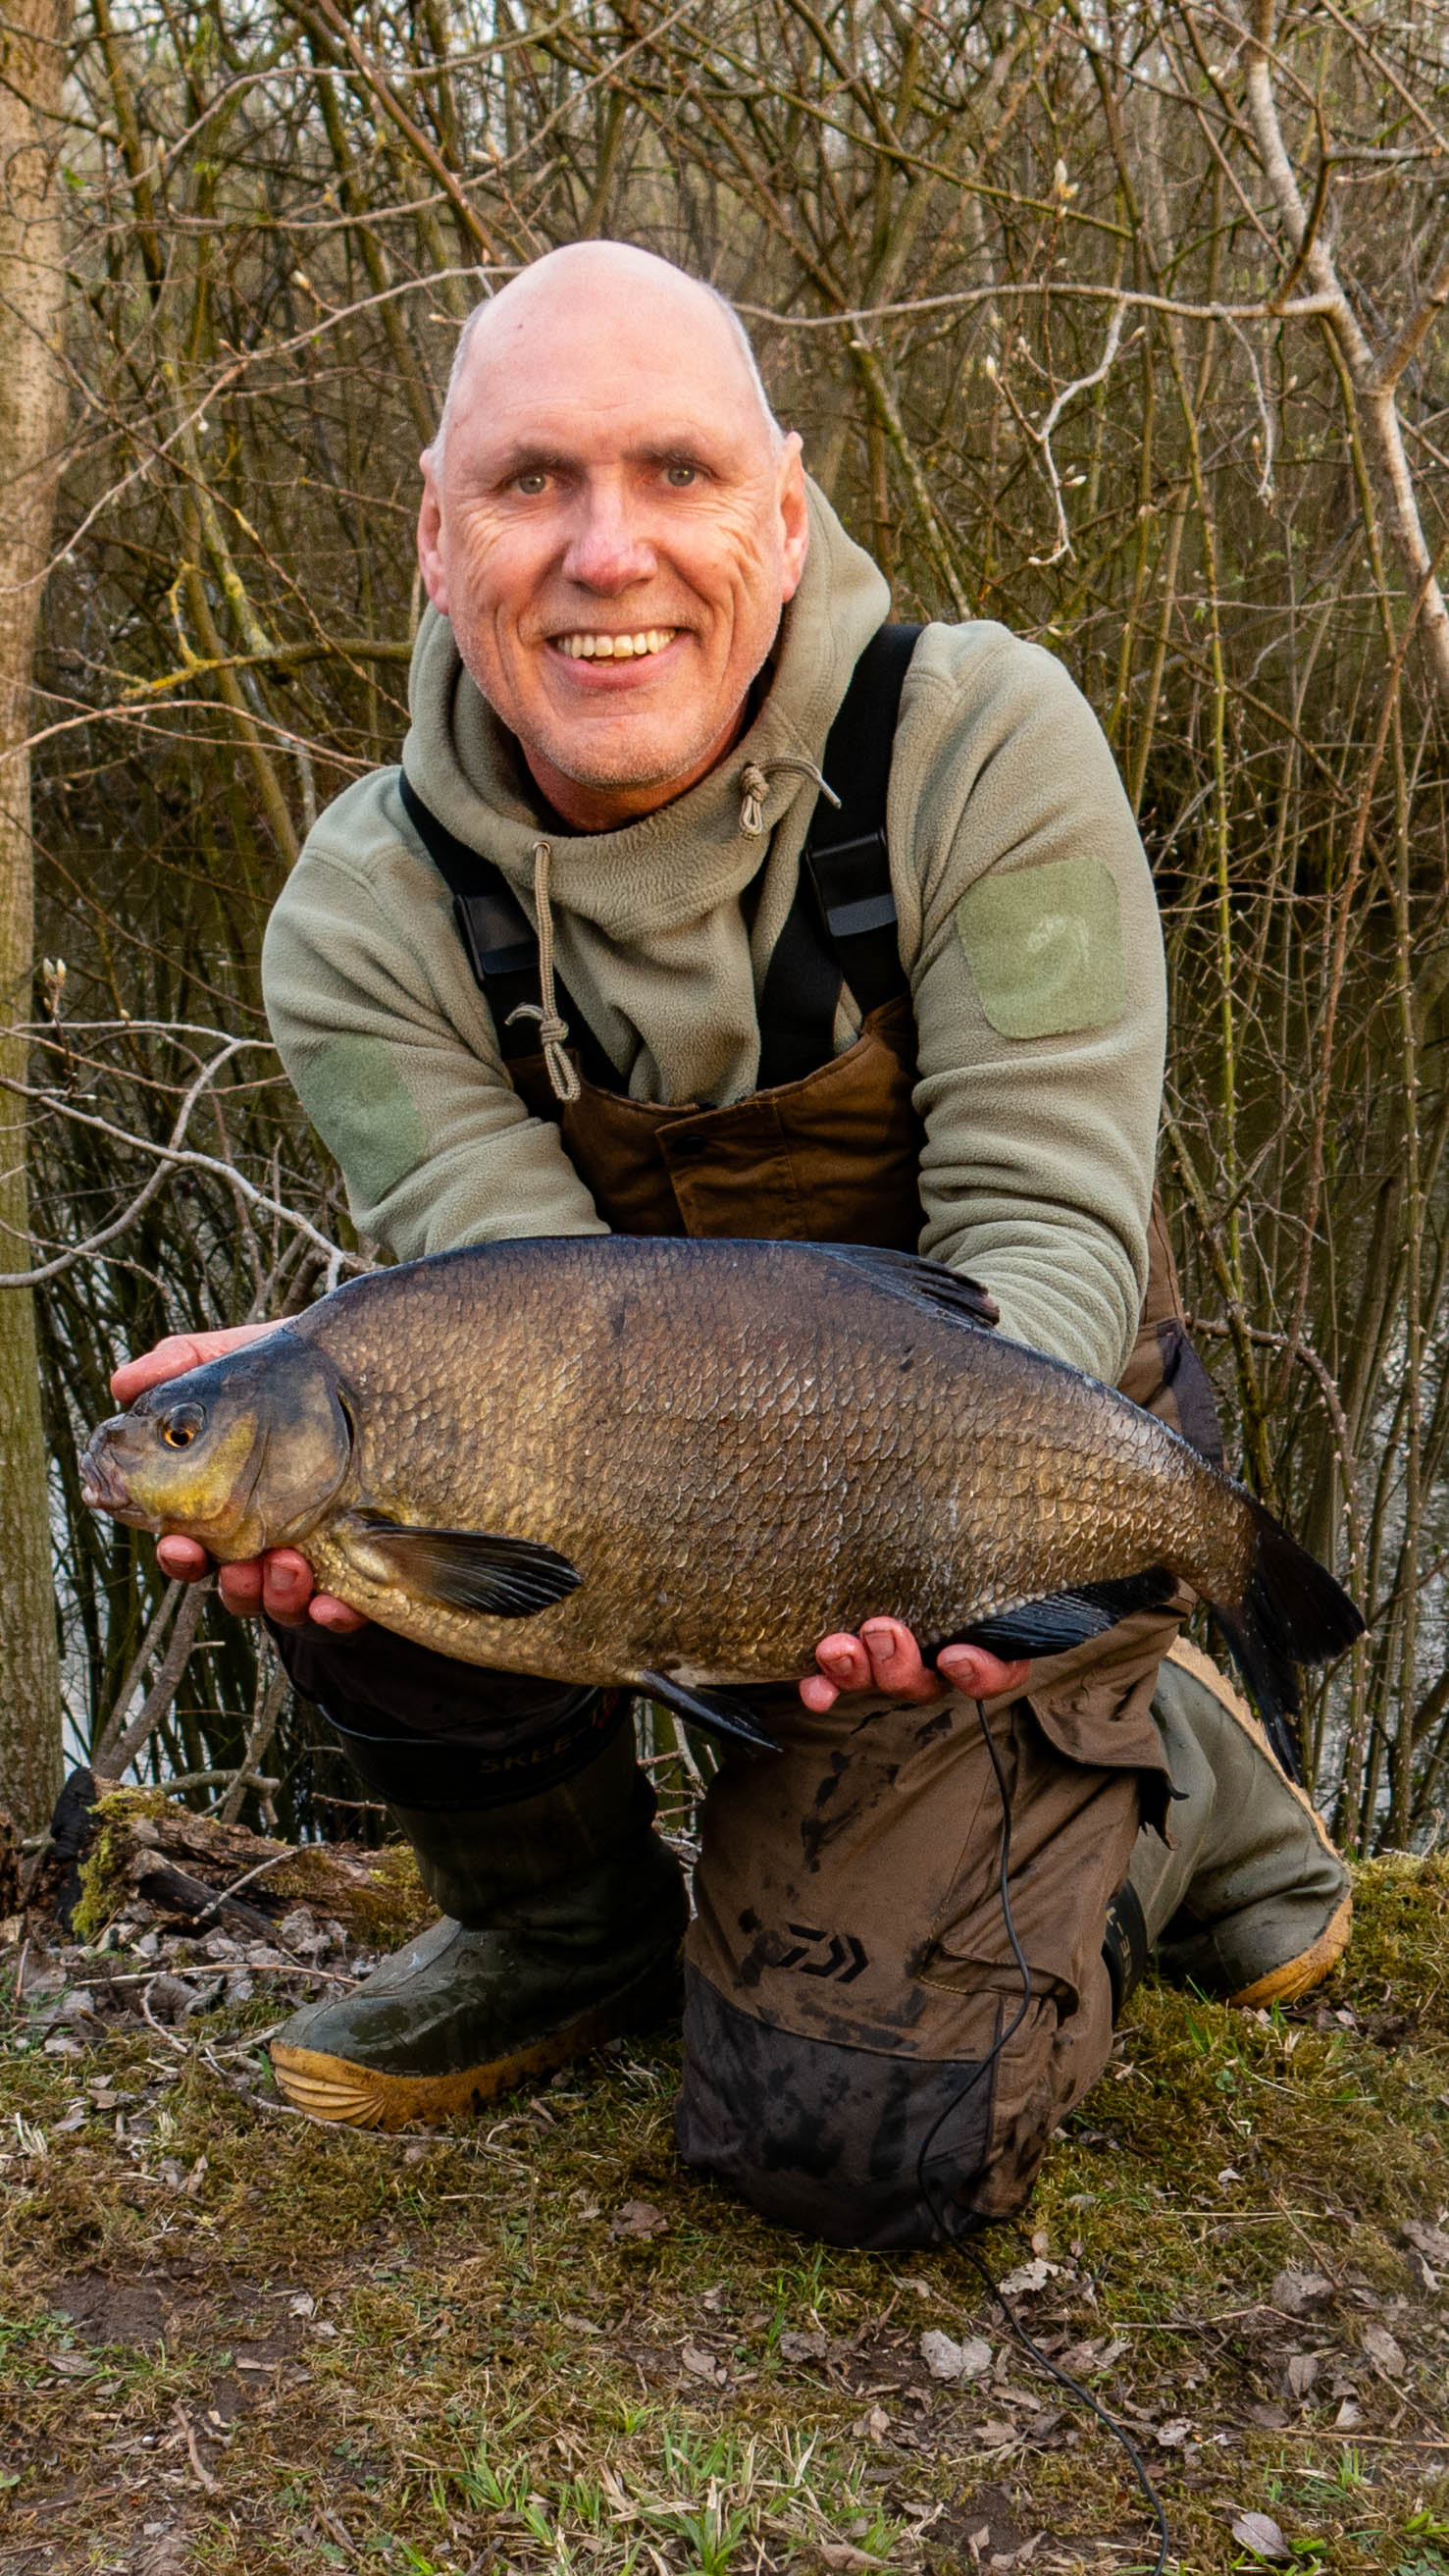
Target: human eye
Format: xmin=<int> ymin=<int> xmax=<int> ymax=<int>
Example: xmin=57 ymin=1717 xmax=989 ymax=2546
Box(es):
xmin=513 ymin=468 xmax=549 ymax=497
xmin=662 ymin=458 xmax=702 ymax=489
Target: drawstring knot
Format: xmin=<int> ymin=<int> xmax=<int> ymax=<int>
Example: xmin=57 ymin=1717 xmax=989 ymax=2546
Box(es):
xmin=505 ymin=839 xmax=582 ymax=1105
xmin=739 ymin=763 xmax=769 ymax=837
xmin=739 ymin=754 xmax=841 ymax=840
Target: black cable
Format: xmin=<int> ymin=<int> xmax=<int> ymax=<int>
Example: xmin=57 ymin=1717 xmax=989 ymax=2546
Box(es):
xmin=912 ymin=1700 xmax=1171 ymax=2576
xmin=963 ymin=2238 xmax=1169 ymax=2576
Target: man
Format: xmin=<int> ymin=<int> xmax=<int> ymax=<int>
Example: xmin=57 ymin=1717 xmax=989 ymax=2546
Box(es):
xmin=116 ymin=243 xmax=1351 ymax=2246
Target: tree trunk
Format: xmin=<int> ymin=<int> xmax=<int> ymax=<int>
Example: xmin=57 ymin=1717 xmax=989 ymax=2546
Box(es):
xmin=0 ymin=0 xmax=70 ymax=1832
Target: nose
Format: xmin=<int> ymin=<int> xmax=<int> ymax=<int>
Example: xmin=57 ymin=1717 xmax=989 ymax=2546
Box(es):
xmin=560 ymin=478 xmax=656 ymax=595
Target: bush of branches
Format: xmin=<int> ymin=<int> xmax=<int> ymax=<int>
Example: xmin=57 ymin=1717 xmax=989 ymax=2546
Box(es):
xmin=8 ymin=0 xmax=1448 ymax=1846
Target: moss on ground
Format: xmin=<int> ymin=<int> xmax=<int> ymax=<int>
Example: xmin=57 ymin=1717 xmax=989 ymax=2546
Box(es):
xmin=69 ymin=1792 xmax=175 ymax=1945
xmin=1 ymin=1860 xmax=1446 ymax=2574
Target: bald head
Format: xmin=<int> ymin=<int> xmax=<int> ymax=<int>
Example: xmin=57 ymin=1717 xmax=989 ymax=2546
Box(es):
xmin=432 ymin=244 xmax=782 ymax=476
xmin=415 ymin=239 xmax=809 ymax=831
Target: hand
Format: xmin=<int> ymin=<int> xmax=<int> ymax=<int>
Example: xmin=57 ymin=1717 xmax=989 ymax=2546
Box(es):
xmin=802 ymin=1616 xmax=1030 ymax=1714
xmin=111 ymin=1324 xmax=367 ymax=1636
xmin=110 ymin=1320 xmax=283 ymax=1408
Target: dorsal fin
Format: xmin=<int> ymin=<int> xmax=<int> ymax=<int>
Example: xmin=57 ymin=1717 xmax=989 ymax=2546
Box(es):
xmin=813 ymin=1244 xmax=1000 ymax=1332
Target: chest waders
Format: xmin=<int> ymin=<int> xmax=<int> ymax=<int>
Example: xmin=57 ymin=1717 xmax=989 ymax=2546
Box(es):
xmin=271 ymin=631 xmax=1350 ymax=2241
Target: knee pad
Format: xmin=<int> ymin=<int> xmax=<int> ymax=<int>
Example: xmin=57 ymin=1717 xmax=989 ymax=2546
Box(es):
xmin=675 ymin=1967 xmax=996 ymax=2249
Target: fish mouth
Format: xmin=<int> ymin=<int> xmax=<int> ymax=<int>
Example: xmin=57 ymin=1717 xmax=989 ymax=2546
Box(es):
xmin=78 ymin=1430 xmax=147 ymax=1525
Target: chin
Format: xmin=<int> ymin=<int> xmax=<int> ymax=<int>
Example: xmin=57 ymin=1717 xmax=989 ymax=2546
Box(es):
xmin=544 ymin=725 xmax=717 ymax=797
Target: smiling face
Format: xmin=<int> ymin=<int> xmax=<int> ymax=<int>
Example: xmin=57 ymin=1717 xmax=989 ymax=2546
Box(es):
xmin=416 ymin=246 xmax=810 ymax=829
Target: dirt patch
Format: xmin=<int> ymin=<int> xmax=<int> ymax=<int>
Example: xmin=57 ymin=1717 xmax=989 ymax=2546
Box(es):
xmin=49 ymin=2271 xmax=169 ymax=2347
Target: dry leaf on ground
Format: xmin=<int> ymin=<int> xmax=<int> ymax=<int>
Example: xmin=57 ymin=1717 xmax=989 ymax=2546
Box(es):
xmin=919 ymin=2329 xmax=993 ymax=2382
xmin=609 ymin=2200 xmax=669 ymax=2239
xmin=1229 ymin=2508 xmax=1291 ymax=2562
xmin=1362 ymin=2321 xmax=1407 ymax=2377
xmin=997 ymin=2256 xmax=1060 ymax=2296
xmin=1270 ymin=2268 xmax=1334 ymax=2315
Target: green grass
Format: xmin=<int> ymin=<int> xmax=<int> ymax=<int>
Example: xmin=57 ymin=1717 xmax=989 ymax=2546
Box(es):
xmin=1 ymin=1857 xmax=1447 ymax=2572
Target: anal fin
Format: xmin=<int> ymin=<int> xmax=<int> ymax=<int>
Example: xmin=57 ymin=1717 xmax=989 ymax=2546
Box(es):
xmin=637 ymin=1670 xmax=780 ymax=1757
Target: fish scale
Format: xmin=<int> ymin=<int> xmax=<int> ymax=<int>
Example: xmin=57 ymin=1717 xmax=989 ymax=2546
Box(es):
xmin=80 ymin=1235 xmax=1364 ymax=1771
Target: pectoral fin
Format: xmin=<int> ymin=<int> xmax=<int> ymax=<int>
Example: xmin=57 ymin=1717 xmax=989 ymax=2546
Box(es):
xmin=953 ymin=1565 xmax=1176 ymax=1659
xmin=637 ymin=1670 xmax=780 ymax=1756
xmin=354 ymin=1514 xmax=581 ymax=1617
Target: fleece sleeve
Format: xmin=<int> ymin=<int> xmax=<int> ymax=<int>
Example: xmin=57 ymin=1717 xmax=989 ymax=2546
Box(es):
xmin=261 ymin=769 xmax=608 ymax=1260
xmin=889 ymin=626 xmax=1166 ymax=1383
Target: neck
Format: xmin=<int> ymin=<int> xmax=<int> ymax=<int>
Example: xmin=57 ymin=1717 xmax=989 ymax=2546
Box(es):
xmin=521 ymin=698 xmax=750 ymax=832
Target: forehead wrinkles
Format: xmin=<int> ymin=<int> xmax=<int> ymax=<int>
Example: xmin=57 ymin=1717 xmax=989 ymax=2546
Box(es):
xmin=447 ymin=302 xmax=774 ymax=480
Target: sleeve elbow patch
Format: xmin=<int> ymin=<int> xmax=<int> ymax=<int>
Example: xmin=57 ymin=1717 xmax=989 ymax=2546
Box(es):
xmin=956 ymin=856 xmax=1127 ymax=1038
xmin=292 ymin=1036 xmax=428 ymax=1204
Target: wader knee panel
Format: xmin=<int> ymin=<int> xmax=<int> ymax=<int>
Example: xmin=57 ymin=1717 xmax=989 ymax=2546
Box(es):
xmin=676 ymin=1685 xmax=1149 ymax=2248
xmin=270 ymin=1615 xmax=622 ymax=1809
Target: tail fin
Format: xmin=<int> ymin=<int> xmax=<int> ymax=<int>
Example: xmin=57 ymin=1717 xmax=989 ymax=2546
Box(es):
xmin=1206 ymin=1501 xmax=1364 ymax=1780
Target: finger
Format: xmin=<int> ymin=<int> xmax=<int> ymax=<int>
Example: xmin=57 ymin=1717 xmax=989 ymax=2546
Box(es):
xmin=860 ymin=1618 xmax=944 ymax=1704
xmin=308 ymin=1595 xmax=368 ymax=1634
xmin=156 ymin=1533 xmax=212 ymax=1583
xmin=110 ymin=1321 xmax=279 ymax=1407
xmin=259 ymin=1548 xmax=316 ymax=1627
xmin=217 ymin=1560 xmax=267 ymax=1616
xmin=799 ymin=1672 xmax=841 ymax=1712
xmin=937 ymin=1645 xmax=1032 ymax=1700
xmin=818 ymin=1633 xmax=873 ymax=1690
xmin=112 ymin=1337 xmax=209 ymax=1406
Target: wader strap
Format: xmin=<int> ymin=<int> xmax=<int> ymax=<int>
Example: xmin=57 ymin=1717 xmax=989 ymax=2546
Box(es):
xmin=404 ymin=625 xmax=921 ymax=1097
xmin=397 ymin=770 xmax=619 ymax=1091
xmin=756 ymin=622 xmax=921 ymax=1088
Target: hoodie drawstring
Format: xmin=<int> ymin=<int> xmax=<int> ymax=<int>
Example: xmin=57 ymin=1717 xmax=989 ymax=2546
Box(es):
xmin=505 ymin=839 xmax=582 ymax=1105
xmin=739 ymin=754 xmax=842 ymax=838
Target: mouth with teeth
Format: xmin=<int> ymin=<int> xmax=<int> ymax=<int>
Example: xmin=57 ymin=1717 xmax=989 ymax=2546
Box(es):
xmin=551 ymin=627 xmax=679 ymax=661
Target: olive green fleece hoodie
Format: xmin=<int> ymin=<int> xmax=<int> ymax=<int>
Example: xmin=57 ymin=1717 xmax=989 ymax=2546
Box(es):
xmin=262 ymin=483 xmax=1166 ymax=1382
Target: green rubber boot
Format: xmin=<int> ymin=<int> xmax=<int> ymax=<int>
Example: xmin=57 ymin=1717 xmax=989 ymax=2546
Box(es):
xmin=1106 ymin=1640 xmax=1352 ymax=2018
xmin=271 ymin=1716 xmax=688 ymax=2129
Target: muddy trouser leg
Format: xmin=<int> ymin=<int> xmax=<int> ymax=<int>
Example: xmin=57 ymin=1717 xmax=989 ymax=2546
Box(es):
xmin=675 ymin=1677 xmax=1162 ymax=2251
xmin=266 ymin=1622 xmax=688 ymax=2128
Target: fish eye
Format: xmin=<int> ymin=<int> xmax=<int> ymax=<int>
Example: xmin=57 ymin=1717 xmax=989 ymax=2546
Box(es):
xmin=160 ymin=1401 xmax=206 ymax=1449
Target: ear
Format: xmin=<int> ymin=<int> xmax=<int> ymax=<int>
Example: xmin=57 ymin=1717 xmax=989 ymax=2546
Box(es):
xmin=777 ymin=431 xmax=809 ymax=605
xmin=417 ymin=449 xmax=449 ymax=614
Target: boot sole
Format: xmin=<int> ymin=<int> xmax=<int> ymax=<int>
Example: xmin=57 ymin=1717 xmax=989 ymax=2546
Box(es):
xmin=1229 ymin=1889 xmax=1354 ymax=2007
xmin=270 ymin=1953 xmax=680 ymax=2129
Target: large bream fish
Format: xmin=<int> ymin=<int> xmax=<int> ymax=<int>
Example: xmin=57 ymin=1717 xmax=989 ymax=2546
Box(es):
xmin=80 ymin=1237 xmax=1362 ymax=1769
